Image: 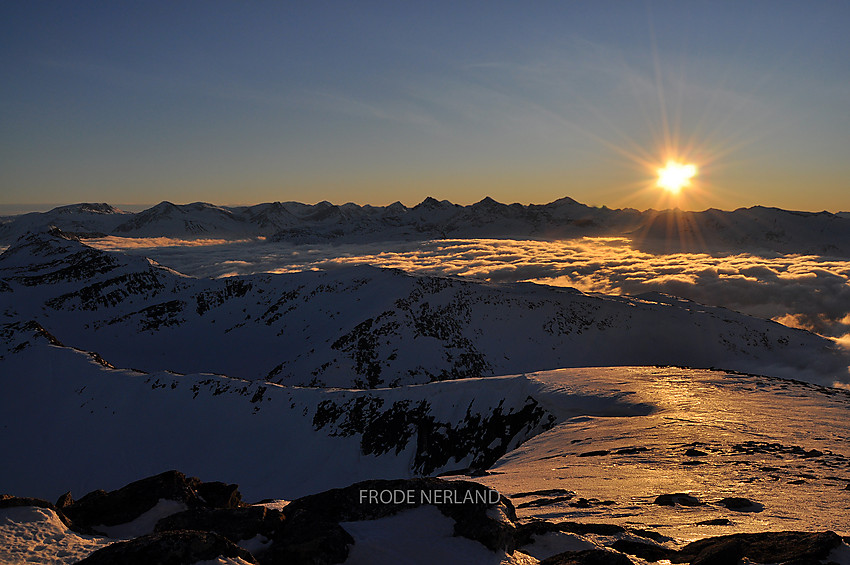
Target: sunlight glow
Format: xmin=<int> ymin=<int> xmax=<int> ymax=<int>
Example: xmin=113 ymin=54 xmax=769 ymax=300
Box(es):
xmin=656 ymin=161 xmax=697 ymax=194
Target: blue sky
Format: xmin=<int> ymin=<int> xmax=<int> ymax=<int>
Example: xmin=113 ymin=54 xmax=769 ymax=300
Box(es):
xmin=2 ymin=1 xmax=848 ymax=211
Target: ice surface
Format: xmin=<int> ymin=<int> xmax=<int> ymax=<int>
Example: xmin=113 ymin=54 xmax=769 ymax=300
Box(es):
xmin=463 ymin=367 xmax=850 ymax=538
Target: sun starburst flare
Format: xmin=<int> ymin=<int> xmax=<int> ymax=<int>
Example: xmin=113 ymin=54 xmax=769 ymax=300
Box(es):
xmin=656 ymin=161 xmax=697 ymax=194
xmin=657 ymin=161 xmax=697 ymax=194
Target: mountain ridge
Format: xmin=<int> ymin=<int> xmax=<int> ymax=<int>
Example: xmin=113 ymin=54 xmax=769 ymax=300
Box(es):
xmin=3 ymin=197 xmax=849 ymax=256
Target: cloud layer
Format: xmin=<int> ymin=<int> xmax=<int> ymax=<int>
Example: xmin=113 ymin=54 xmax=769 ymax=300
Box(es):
xmin=88 ymin=236 xmax=850 ymax=345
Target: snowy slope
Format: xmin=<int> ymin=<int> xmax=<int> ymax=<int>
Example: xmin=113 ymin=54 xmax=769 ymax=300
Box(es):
xmin=0 ymin=322 xmax=647 ymax=503
xmin=1 ymin=229 xmax=847 ymax=387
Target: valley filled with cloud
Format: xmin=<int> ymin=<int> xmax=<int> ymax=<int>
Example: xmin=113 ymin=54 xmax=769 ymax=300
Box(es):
xmin=88 ymin=235 xmax=850 ymax=350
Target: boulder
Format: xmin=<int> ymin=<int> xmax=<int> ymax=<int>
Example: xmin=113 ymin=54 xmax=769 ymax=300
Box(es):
xmin=653 ymin=492 xmax=702 ymax=506
xmin=696 ymin=518 xmax=731 ymax=526
xmin=76 ymin=529 xmax=258 ymax=565
xmin=716 ymin=497 xmax=763 ymax=512
xmin=196 ymin=480 xmax=243 ymax=509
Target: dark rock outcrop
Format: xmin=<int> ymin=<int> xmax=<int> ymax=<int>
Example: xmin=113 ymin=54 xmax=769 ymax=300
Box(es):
xmin=672 ymin=530 xmax=843 ymax=565
xmin=76 ymin=529 xmax=258 ymax=565
xmin=610 ymin=538 xmax=673 ymax=561
xmin=515 ymin=520 xmax=627 ymax=546
xmin=196 ymin=480 xmax=244 ymax=509
xmin=279 ymin=477 xmax=515 ymax=552
xmin=154 ymin=506 xmax=284 ymax=546
xmin=696 ymin=518 xmax=732 ymax=526
xmin=260 ymin=520 xmax=353 ymax=565
xmin=61 ymin=470 xmax=243 ymax=531
xmin=55 ymin=491 xmax=74 ymax=509
xmin=577 ymin=449 xmax=610 ymax=457
xmin=6 ymin=471 xmax=847 ymax=565
xmin=0 ymin=494 xmax=81 ymax=532
xmin=539 ymin=548 xmax=634 ymax=565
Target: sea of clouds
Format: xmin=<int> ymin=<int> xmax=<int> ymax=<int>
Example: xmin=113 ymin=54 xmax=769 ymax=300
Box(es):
xmin=87 ymin=236 xmax=850 ymax=349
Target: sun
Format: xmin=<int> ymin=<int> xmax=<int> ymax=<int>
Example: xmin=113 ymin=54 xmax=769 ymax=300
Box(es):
xmin=656 ymin=161 xmax=697 ymax=194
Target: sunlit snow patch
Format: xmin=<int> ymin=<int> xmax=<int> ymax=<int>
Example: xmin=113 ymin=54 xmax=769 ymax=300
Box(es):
xmin=0 ymin=506 xmax=112 ymax=565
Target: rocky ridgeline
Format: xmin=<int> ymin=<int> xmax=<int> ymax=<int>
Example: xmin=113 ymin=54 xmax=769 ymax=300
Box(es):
xmin=3 ymin=198 xmax=850 ymax=257
xmin=1 ymin=471 xmax=846 ymax=564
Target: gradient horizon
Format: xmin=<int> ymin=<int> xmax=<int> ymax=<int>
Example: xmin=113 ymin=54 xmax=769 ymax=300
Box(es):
xmin=2 ymin=1 xmax=848 ymax=212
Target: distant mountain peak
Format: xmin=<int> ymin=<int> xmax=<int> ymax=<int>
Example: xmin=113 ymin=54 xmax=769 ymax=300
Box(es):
xmin=150 ymin=201 xmax=179 ymax=213
xmin=473 ymin=196 xmax=502 ymax=207
xmin=48 ymin=203 xmax=121 ymax=215
xmin=414 ymin=196 xmax=456 ymax=210
xmin=548 ymin=196 xmax=580 ymax=207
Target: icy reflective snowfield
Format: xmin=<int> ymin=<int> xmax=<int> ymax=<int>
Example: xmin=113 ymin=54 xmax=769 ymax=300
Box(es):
xmin=461 ymin=367 xmax=850 ymax=539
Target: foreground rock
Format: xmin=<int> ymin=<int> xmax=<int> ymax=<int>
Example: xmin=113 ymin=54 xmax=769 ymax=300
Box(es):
xmin=5 ymin=471 xmax=848 ymax=564
xmin=59 ymin=470 xmax=243 ymax=533
xmin=672 ymin=530 xmax=843 ymax=565
xmin=716 ymin=496 xmax=763 ymax=512
xmin=76 ymin=530 xmax=257 ymax=564
xmin=264 ymin=477 xmax=516 ymax=564
xmin=155 ymin=505 xmax=284 ymax=547
xmin=0 ymin=494 xmax=83 ymax=532
xmin=653 ymin=492 xmax=702 ymax=507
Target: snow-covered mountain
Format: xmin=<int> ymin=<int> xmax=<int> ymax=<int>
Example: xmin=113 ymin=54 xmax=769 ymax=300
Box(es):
xmin=0 ymin=319 xmax=648 ymax=502
xmin=0 ymin=203 xmax=127 ymax=241
xmin=3 ymin=198 xmax=849 ymax=256
xmin=634 ymin=206 xmax=850 ymax=256
xmin=111 ymin=201 xmax=253 ymax=238
xmin=1 ymin=228 xmax=846 ymax=388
